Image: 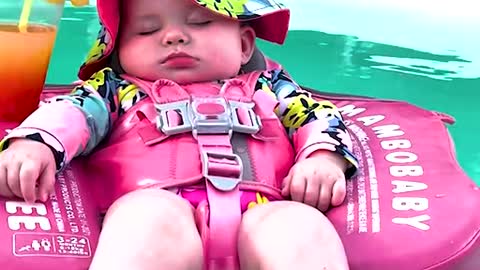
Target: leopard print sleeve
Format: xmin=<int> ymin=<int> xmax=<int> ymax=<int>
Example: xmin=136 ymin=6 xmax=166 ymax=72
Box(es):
xmin=0 ymin=67 xmax=143 ymax=171
xmin=52 ymin=67 xmax=122 ymax=155
xmin=53 ymin=67 xmax=146 ymax=155
xmin=256 ymin=69 xmax=359 ymax=178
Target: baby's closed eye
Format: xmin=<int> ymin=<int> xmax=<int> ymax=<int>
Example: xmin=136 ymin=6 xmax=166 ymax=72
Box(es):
xmin=186 ymin=11 xmax=214 ymax=26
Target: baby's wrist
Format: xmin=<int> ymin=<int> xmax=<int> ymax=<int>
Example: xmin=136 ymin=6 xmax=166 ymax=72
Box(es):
xmin=308 ymin=150 xmax=348 ymax=172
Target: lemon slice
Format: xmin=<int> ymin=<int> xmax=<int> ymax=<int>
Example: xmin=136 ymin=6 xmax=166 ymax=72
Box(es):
xmin=45 ymin=0 xmax=89 ymax=6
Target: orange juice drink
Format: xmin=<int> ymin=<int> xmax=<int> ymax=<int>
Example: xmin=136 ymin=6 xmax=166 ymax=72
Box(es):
xmin=0 ymin=0 xmax=68 ymax=123
xmin=0 ymin=23 xmax=57 ymax=122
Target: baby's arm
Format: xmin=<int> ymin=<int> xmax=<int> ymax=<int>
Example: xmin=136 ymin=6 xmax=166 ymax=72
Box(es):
xmin=0 ymin=68 xmax=124 ymax=171
xmin=261 ymin=69 xmax=359 ymax=177
xmin=259 ymin=69 xmax=359 ymax=210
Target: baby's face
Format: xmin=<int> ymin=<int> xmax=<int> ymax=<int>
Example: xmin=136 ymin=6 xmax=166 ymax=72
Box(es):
xmin=118 ymin=0 xmax=255 ymax=84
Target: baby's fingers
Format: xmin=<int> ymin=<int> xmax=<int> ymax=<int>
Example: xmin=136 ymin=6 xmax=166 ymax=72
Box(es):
xmin=317 ymin=178 xmax=333 ymax=212
xmin=303 ymin=174 xmax=320 ymax=208
xmin=289 ymin=173 xmax=307 ymax=203
xmin=37 ymin=162 xmax=56 ymax=202
xmin=19 ymin=160 xmax=41 ymax=203
xmin=331 ymin=175 xmax=347 ymax=207
xmin=0 ymin=164 xmax=15 ymax=198
xmin=281 ymin=170 xmax=293 ymax=197
xmin=7 ymin=161 xmax=22 ymax=199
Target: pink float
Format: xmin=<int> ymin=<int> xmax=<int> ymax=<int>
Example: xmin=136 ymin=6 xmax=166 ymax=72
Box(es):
xmin=314 ymin=90 xmax=480 ymax=270
xmin=0 ymin=120 xmax=100 ymax=270
xmin=0 ymin=66 xmax=479 ymax=269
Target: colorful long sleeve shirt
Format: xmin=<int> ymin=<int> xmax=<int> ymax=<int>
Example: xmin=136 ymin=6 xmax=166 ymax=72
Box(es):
xmin=1 ymin=68 xmax=359 ymax=177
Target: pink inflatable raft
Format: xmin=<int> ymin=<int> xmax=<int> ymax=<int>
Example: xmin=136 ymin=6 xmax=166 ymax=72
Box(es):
xmin=1 ymin=57 xmax=479 ymax=269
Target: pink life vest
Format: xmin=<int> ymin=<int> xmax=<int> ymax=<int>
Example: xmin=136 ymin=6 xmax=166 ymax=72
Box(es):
xmin=87 ymin=71 xmax=293 ymax=210
xmin=85 ymin=71 xmax=295 ymax=269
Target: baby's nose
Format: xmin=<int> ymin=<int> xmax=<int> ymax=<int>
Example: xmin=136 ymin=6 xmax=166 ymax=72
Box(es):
xmin=162 ymin=29 xmax=189 ymax=46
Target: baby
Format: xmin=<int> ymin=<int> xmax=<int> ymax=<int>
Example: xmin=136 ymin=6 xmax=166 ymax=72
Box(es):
xmin=0 ymin=0 xmax=358 ymax=269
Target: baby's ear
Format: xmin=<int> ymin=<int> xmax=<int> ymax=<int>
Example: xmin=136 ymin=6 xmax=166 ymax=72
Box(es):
xmin=240 ymin=25 xmax=256 ymax=65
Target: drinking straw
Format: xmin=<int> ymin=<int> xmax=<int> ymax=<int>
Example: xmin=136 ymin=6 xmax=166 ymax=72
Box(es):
xmin=18 ymin=0 xmax=34 ymax=33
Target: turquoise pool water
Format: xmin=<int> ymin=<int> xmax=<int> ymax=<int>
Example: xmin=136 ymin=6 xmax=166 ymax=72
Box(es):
xmin=46 ymin=4 xmax=480 ymax=185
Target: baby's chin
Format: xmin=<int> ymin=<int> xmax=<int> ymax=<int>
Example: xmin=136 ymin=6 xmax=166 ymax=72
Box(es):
xmin=137 ymin=69 xmax=241 ymax=85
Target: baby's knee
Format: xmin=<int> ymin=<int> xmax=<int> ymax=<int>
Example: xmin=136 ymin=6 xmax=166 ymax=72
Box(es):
xmin=91 ymin=189 xmax=203 ymax=270
xmin=241 ymin=201 xmax=332 ymax=236
xmin=104 ymin=188 xmax=195 ymax=233
xmin=239 ymin=201 xmax=346 ymax=253
xmin=239 ymin=201 xmax=348 ymax=270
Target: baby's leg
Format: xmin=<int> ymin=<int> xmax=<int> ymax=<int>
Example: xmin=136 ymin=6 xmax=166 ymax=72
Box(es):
xmin=238 ymin=201 xmax=349 ymax=270
xmin=89 ymin=189 xmax=203 ymax=270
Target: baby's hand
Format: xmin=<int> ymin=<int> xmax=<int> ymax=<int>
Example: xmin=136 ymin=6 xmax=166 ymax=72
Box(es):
xmin=0 ymin=139 xmax=56 ymax=203
xmin=281 ymin=150 xmax=347 ymax=212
